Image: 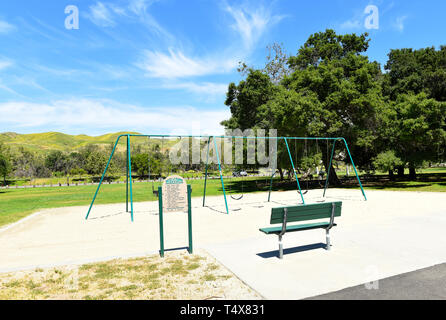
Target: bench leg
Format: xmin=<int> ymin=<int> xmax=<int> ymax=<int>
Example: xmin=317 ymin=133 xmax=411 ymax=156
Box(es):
xmin=278 ymin=235 xmax=283 ymax=259
xmin=325 ymin=229 xmax=331 ymax=250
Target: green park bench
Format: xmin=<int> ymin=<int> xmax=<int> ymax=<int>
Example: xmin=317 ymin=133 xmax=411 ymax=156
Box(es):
xmin=259 ymin=201 xmax=342 ymax=259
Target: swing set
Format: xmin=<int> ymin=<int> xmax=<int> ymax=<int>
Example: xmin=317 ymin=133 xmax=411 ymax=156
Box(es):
xmin=85 ymin=134 xmax=366 ymax=221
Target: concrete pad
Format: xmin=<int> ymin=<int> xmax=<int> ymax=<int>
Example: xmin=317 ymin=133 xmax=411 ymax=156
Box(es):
xmin=203 ymin=190 xmax=446 ymax=299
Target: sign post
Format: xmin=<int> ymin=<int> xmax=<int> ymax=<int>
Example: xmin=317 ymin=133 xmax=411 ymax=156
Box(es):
xmin=158 ymin=175 xmax=193 ymax=257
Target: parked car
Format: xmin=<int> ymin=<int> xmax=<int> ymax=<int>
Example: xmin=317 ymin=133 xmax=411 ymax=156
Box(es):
xmin=232 ymin=170 xmax=248 ymax=177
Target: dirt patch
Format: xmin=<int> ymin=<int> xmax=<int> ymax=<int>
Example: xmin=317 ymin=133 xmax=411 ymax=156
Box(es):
xmin=0 ymin=249 xmax=262 ymax=300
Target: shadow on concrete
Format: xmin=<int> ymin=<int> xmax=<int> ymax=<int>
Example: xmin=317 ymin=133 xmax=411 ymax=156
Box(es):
xmin=163 ymin=246 xmax=190 ymax=252
xmin=203 ymin=205 xmax=228 ymax=215
xmin=256 ymin=243 xmax=327 ymax=259
xmin=89 ymin=211 xmax=128 ymax=220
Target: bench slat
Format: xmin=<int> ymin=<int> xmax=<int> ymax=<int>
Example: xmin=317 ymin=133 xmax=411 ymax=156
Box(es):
xmin=259 ymin=222 xmax=336 ymax=234
xmin=270 ymin=201 xmax=342 ymax=224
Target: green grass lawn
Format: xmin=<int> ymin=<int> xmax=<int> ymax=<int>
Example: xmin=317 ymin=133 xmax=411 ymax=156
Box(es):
xmin=1 ymin=172 xmax=445 ymax=228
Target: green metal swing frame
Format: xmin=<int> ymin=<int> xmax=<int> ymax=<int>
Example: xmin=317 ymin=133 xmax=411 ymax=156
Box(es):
xmin=85 ymin=134 xmax=366 ymax=221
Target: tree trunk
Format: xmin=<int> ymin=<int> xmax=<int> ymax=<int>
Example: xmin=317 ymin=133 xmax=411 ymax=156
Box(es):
xmin=327 ymin=164 xmax=341 ymax=186
xmin=278 ymin=168 xmax=284 ymax=180
xmin=409 ymin=164 xmax=416 ymax=180
xmin=388 ymin=170 xmax=394 ymax=181
xmin=397 ymin=166 xmax=405 ymax=177
xmin=288 ymin=169 xmax=293 ymax=181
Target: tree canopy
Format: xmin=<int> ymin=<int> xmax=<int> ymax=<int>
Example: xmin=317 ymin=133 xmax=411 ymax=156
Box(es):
xmin=221 ymin=29 xmax=446 ymax=181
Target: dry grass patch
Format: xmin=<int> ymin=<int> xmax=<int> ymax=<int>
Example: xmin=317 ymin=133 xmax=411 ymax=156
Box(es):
xmin=0 ymin=250 xmax=261 ymax=300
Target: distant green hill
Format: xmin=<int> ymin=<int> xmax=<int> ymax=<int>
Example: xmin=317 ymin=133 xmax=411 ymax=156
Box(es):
xmin=0 ymin=131 xmax=147 ymax=154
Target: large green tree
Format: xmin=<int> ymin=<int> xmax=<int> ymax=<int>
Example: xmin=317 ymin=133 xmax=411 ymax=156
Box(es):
xmin=379 ymin=93 xmax=446 ymax=179
xmin=222 ymin=29 xmax=446 ymax=183
xmin=382 ymin=46 xmax=446 ymax=178
xmin=0 ymin=153 xmax=11 ymax=185
xmin=272 ymin=30 xmax=384 ymax=183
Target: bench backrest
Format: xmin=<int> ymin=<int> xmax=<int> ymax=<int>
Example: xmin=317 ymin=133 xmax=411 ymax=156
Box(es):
xmin=270 ymin=201 xmax=342 ymax=224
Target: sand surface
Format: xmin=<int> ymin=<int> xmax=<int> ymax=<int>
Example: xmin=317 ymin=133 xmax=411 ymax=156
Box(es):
xmin=1 ymin=188 xmax=445 ymax=299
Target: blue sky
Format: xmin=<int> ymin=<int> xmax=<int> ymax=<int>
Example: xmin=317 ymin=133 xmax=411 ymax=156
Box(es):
xmin=0 ymin=0 xmax=445 ymax=136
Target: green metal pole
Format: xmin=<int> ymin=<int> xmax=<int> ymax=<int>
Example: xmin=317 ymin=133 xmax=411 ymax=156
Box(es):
xmin=126 ymin=135 xmax=129 ymax=213
xmin=202 ymin=137 xmax=210 ymax=207
xmin=323 ymin=139 xmax=337 ymax=198
xmin=284 ymin=138 xmax=305 ymax=205
xmin=268 ymin=170 xmax=275 ymax=202
xmin=85 ymin=135 xmax=123 ymax=220
xmin=213 ymin=137 xmax=229 ymax=214
xmin=158 ymin=187 xmax=164 ymax=257
xmin=342 ymin=138 xmax=367 ymax=201
xmin=268 ymin=136 xmax=278 ymax=202
xmin=127 ymin=135 xmax=134 ymax=221
xmin=187 ymin=184 xmax=193 ymax=254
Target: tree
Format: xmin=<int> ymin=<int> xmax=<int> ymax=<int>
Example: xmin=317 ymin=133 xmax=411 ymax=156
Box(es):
xmin=288 ymin=29 xmax=370 ymax=70
xmin=380 ymin=93 xmax=446 ymax=179
xmin=11 ymin=147 xmax=49 ymax=179
xmin=222 ymin=29 xmax=384 ymax=184
xmin=45 ymin=151 xmax=69 ymax=174
xmin=383 ymin=47 xmax=446 ymax=178
xmin=384 ymin=46 xmax=446 ymax=101
xmin=84 ymin=150 xmax=108 ymax=175
xmin=221 ymin=69 xmax=274 ymax=130
xmin=372 ymin=150 xmax=403 ymax=180
xmin=283 ymin=30 xmax=384 ymax=184
xmin=264 ymin=42 xmax=291 ymax=84
xmin=131 ymin=153 xmax=149 ymax=177
xmin=0 ymin=153 xmax=11 ymax=185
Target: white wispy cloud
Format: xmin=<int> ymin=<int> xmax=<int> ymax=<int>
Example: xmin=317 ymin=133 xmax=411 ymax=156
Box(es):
xmin=129 ymin=0 xmax=172 ymax=39
xmin=394 ymin=15 xmax=408 ymax=32
xmin=86 ymin=0 xmax=172 ymax=39
xmin=0 ymin=60 xmax=19 ymax=95
xmin=27 ymin=65 xmax=93 ymax=81
xmin=0 ymin=59 xmax=13 ymax=71
xmin=0 ymin=82 xmax=16 ymax=95
xmin=136 ymin=3 xmax=282 ymax=80
xmin=339 ymin=19 xmax=362 ymax=30
xmin=160 ymin=81 xmax=228 ymax=102
xmin=87 ymin=2 xmax=116 ymax=27
xmin=0 ymin=99 xmax=230 ymax=135
xmin=164 ymin=82 xmax=228 ymax=96
xmin=0 ymin=20 xmax=15 ymax=34
xmin=225 ymin=3 xmax=285 ymax=50
xmin=137 ymin=48 xmax=237 ymax=79
xmin=128 ymin=0 xmax=150 ymax=15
